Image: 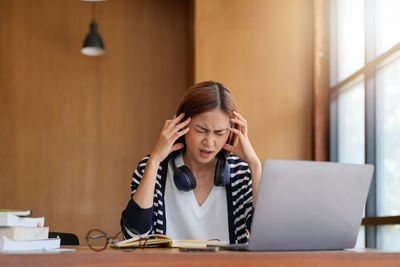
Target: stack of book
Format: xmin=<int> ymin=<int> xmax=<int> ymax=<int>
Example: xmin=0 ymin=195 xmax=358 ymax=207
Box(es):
xmin=0 ymin=209 xmax=60 ymax=252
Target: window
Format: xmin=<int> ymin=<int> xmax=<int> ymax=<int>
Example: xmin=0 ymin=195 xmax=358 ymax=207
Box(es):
xmin=376 ymin=55 xmax=400 ymax=218
xmin=330 ymin=0 xmax=400 ymax=249
xmin=336 ymin=77 xmax=365 ymax=165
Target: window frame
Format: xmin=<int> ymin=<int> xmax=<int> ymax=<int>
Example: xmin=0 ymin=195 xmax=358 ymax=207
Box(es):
xmin=329 ymin=0 xmax=400 ymax=248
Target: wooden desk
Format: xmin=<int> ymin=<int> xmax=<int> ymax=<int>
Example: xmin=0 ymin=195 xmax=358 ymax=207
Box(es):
xmin=1 ymin=246 xmax=400 ymax=267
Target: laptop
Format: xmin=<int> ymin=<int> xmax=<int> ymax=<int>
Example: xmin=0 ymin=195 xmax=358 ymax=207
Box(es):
xmin=212 ymin=159 xmax=374 ymax=251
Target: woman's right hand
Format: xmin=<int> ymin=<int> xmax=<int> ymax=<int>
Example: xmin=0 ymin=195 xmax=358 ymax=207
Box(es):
xmin=149 ymin=113 xmax=191 ymax=164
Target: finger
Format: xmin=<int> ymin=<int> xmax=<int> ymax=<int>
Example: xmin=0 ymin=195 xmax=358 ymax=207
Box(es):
xmin=223 ymin=143 xmax=235 ymax=153
xmin=167 ymin=118 xmax=190 ymax=138
xmin=173 ymin=112 xmax=185 ymax=122
xmin=174 ymin=127 xmax=190 ymax=139
xmin=174 ymin=117 xmax=191 ymax=131
xmin=165 ymin=113 xmax=186 ymax=131
xmin=228 ymin=127 xmax=243 ymax=138
xmin=170 ymin=143 xmax=185 ymax=153
xmin=233 ymin=111 xmax=246 ymax=123
xmin=164 ymin=119 xmax=172 ymax=126
xmin=231 ymin=117 xmax=246 ymax=128
xmin=231 ymin=117 xmax=247 ymax=136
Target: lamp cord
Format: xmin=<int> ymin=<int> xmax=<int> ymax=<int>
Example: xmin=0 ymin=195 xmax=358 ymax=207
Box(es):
xmin=92 ymin=2 xmax=96 ymax=22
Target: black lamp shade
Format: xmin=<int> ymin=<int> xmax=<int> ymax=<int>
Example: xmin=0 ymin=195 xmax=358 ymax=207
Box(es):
xmin=81 ymin=21 xmax=105 ymax=56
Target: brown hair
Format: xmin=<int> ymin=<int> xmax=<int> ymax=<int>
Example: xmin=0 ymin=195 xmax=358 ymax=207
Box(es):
xmin=176 ymin=81 xmax=238 ymax=146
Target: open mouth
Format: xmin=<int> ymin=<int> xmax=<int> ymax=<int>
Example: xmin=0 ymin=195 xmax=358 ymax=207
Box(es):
xmin=200 ymin=149 xmax=213 ymax=158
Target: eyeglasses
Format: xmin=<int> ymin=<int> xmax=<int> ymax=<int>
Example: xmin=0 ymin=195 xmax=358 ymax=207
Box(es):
xmin=85 ymin=228 xmax=155 ymax=251
xmin=86 ymin=229 xmax=123 ymax=251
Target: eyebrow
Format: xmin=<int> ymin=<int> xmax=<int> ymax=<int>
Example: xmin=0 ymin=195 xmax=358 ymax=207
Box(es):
xmin=195 ymin=124 xmax=228 ymax=132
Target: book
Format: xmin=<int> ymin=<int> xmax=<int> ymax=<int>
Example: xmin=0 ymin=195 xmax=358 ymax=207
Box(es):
xmin=0 ymin=209 xmax=32 ymax=217
xmin=0 ymin=236 xmax=60 ymax=252
xmin=0 ymin=226 xmax=49 ymax=241
xmin=111 ymin=234 xmax=228 ymax=249
xmin=0 ymin=213 xmax=44 ymax=227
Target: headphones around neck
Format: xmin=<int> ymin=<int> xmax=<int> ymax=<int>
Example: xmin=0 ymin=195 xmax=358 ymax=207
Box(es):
xmin=171 ymin=150 xmax=231 ymax=192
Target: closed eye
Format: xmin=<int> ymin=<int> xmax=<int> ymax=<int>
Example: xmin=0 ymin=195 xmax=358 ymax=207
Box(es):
xmin=195 ymin=125 xmax=208 ymax=133
xmin=195 ymin=125 xmax=227 ymax=135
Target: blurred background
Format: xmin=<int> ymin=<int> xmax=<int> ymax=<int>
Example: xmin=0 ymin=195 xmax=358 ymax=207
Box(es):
xmin=0 ymin=0 xmax=399 ymax=250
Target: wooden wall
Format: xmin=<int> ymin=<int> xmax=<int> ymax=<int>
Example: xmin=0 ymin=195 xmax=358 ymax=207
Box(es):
xmin=0 ymin=0 xmax=189 ymax=241
xmin=0 ymin=0 xmax=314 ymax=242
xmin=195 ymin=0 xmax=314 ymax=161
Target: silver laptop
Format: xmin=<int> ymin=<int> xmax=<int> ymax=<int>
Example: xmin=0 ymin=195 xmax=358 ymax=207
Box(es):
xmin=247 ymin=159 xmax=374 ymax=251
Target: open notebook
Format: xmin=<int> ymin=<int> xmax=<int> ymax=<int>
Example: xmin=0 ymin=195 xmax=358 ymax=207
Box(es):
xmin=111 ymin=234 xmax=227 ymax=249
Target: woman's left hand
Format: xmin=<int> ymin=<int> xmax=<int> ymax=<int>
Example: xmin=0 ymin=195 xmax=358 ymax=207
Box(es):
xmin=223 ymin=111 xmax=260 ymax=167
xmin=224 ymin=111 xmax=262 ymax=208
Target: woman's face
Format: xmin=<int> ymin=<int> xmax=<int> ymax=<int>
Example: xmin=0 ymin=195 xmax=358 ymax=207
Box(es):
xmin=184 ymin=108 xmax=231 ymax=164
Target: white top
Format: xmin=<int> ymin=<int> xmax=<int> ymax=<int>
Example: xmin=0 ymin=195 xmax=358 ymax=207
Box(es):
xmin=164 ymin=152 xmax=230 ymax=242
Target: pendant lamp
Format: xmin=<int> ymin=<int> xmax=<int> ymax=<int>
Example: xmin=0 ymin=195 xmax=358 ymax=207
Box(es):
xmin=81 ymin=1 xmax=105 ymax=56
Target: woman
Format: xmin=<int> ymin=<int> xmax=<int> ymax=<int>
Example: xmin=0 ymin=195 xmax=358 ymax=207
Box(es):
xmin=121 ymin=81 xmax=261 ymax=244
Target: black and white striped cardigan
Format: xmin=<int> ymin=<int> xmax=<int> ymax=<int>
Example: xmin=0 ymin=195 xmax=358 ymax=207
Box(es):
xmin=120 ymin=153 xmax=254 ymax=244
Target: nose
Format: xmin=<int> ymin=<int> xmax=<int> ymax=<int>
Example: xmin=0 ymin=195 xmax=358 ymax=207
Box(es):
xmin=202 ymin=133 xmax=215 ymax=148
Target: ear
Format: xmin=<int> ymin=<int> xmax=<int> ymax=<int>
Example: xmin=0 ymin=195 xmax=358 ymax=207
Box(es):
xmin=174 ymin=136 xmax=186 ymax=147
